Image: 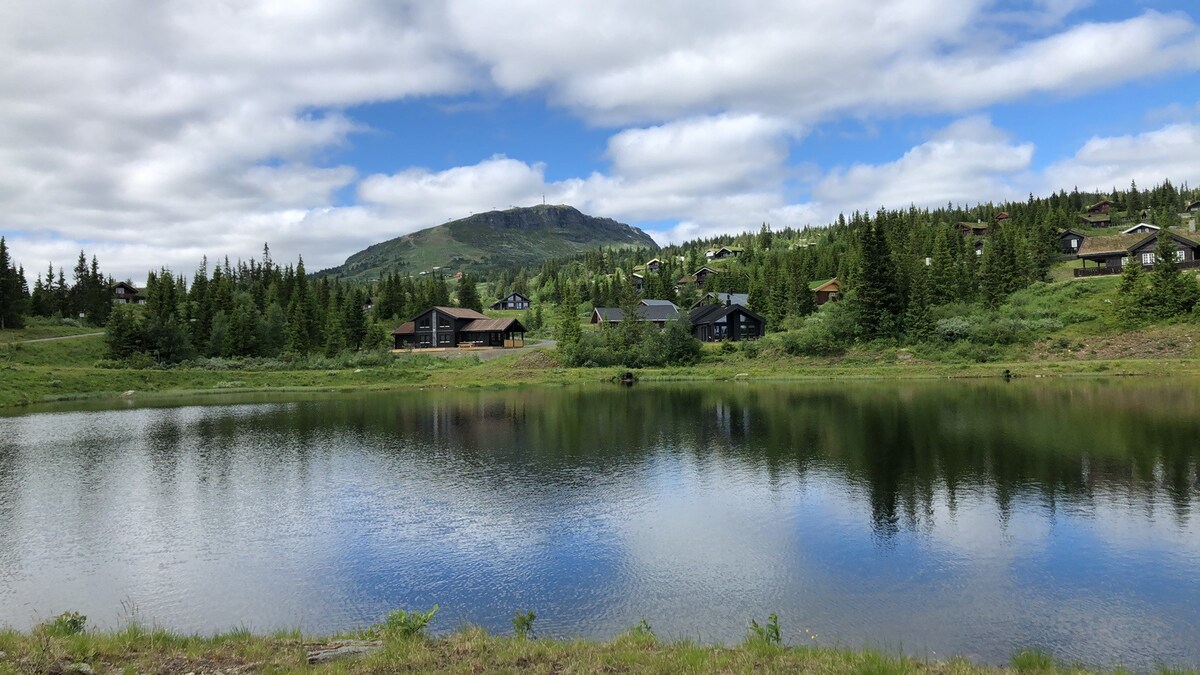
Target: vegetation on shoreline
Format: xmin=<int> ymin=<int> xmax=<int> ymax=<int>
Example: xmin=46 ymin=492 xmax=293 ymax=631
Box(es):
xmin=1 ymin=610 xmax=1188 ymax=675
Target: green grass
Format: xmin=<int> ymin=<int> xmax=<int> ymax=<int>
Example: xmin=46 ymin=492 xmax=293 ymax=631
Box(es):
xmin=0 ymin=623 xmax=1185 ymax=675
xmin=0 ymin=316 xmax=103 ymax=342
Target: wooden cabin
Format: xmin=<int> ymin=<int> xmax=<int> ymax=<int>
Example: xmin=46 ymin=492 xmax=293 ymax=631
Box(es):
xmin=490 ymin=292 xmax=531 ymax=310
xmin=809 ymin=278 xmax=841 ymax=306
xmin=1086 ymin=199 xmax=1114 ymax=215
xmin=645 ymin=258 xmax=663 ymax=273
xmin=111 ymin=281 xmax=145 ymax=305
xmin=955 ymin=222 xmax=989 ymax=237
xmin=690 ymin=292 xmax=750 ymax=310
xmin=678 ymin=266 xmax=720 ymax=287
xmin=688 ymin=303 xmax=764 ymax=342
xmin=711 ymin=246 xmax=744 ymax=260
xmin=1059 ymin=229 xmax=1087 ymax=254
xmin=591 ymin=300 xmax=680 ymax=329
xmin=1121 ymin=223 xmax=1160 ymax=236
xmin=1186 ymin=200 xmax=1200 ymax=213
xmin=1074 ymin=230 xmax=1200 ymax=277
xmin=393 ymin=307 xmax=526 ymax=349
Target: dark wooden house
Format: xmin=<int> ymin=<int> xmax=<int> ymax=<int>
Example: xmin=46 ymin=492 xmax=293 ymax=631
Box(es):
xmin=1186 ymin=200 xmax=1200 ymax=213
xmin=955 ymin=221 xmax=989 ymax=237
xmin=1121 ymin=223 xmax=1159 ymax=235
xmin=645 ymin=258 xmax=663 ymax=273
xmin=678 ymin=266 xmax=720 ymax=287
xmin=591 ymin=300 xmax=680 ymax=329
xmin=393 ymin=307 xmax=526 ymax=349
xmin=111 ymin=281 xmax=145 ymax=305
xmin=809 ymin=278 xmax=841 ymax=306
xmin=1074 ymin=229 xmax=1200 ymax=277
xmin=491 ymin=292 xmax=531 ymax=310
xmin=1079 ymin=213 xmax=1112 ymax=227
xmin=688 ymin=303 xmax=764 ymax=342
xmin=1059 ymin=229 xmax=1087 ymax=254
xmin=710 ymin=246 xmax=744 ymax=260
xmin=1086 ymin=199 xmax=1114 ymax=215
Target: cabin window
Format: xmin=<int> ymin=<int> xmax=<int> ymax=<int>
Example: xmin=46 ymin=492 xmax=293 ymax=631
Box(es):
xmin=418 ymin=336 xmax=431 ymax=346
xmin=437 ymin=316 xmax=451 ymax=329
xmin=1175 ymin=250 xmax=1187 ymax=262
xmin=115 ymin=287 xmax=125 ymax=295
xmin=437 ymin=334 xmax=451 ymax=345
xmin=418 ymin=318 xmax=431 ymax=329
xmin=975 ymin=248 xmax=982 ymax=257
xmin=1069 ymin=238 xmax=1078 ymax=249
xmin=1142 ymin=252 xmax=1156 ymax=266
xmin=1120 ymin=257 xmax=1129 ymax=267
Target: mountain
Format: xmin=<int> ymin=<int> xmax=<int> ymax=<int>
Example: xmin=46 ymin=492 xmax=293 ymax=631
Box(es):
xmin=319 ymin=205 xmax=659 ymax=280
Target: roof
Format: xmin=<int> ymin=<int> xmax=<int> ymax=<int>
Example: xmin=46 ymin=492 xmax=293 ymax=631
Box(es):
xmin=956 ymin=221 xmax=988 ymax=230
xmin=1077 ymin=229 xmax=1200 ymax=257
xmin=112 ymin=281 xmax=140 ymax=292
xmin=427 ymin=306 xmax=488 ymax=320
xmin=692 ymin=292 xmax=749 ymax=309
xmin=1120 ymin=223 xmax=1159 ymax=234
xmin=718 ymin=246 xmax=745 ymax=253
xmin=689 ymin=303 xmax=763 ymax=326
xmin=393 ymin=321 xmax=415 ymax=335
xmin=1079 ymin=213 xmax=1111 ymax=224
xmin=462 ymin=318 xmax=525 ymax=332
xmin=1059 ymin=228 xmax=1088 ymax=237
xmin=593 ymin=303 xmax=680 ymax=323
xmin=1186 ymin=200 xmax=1200 ymax=210
xmin=808 ymin=278 xmax=840 ymax=292
xmin=640 ymin=299 xmax=677 ymax=307
xmin=1087 ymin=199 xmax=1114 ymax=210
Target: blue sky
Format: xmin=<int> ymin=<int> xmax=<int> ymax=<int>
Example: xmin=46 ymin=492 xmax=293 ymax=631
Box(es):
xmin=2 ymin=0 xmax=1200 ymax=281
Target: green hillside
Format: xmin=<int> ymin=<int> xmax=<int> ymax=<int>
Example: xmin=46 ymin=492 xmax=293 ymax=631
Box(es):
xmin=319 ymin=204 xmax=658 ymax=280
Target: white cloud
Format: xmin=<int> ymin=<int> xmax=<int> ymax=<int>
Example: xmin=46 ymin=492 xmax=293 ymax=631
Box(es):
xmin=1042 ymin=123 xmax=1200 ymax=192
xmin=814 ymin=117 xmax=1035 ymax=212
xmin=2 ymin=1 xmax=1200 ymax=281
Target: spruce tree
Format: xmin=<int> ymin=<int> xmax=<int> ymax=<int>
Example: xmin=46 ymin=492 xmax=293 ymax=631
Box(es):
xmin=456 ymin=274 xmax=482 ymax=312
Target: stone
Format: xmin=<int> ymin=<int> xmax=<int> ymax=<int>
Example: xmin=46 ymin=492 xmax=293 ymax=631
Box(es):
xmin=65 ymin=664 xmax=94 ymax=675
xmin=305 ymin=641 xmax=382 ymax=665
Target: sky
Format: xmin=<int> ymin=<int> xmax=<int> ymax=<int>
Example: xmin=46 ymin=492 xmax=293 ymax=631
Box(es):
xmin=3 ymin=0 xmax=1200 ymax=283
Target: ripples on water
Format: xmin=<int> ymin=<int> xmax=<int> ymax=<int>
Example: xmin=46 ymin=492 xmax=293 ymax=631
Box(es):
xmin=0 ymin=382 xmax=1198 ymax=668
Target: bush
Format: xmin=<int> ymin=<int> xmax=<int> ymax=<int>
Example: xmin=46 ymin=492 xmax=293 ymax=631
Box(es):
xmin=381 ymin=605 xmax=438 ymax=640
xmin=512 ymin=610 xmax=536 ymax=639
xmin=42 ymin=611 xmax=87 ymax=637
xmin=780 ymin=316 xmax=845 ymax=356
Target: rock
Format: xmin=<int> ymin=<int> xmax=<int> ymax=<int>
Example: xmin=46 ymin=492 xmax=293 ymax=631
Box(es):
xmin=306 ymin=641 xmax=383 ymax=665
xmin=65 ymin=664 xmax=94 ymax=675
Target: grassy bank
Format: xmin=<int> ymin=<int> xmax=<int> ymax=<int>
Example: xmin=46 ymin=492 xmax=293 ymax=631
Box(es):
xmin=0 ymin=619 xmax=1178 ymax=675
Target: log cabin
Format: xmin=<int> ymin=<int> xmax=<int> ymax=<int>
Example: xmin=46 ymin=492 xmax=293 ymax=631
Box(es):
xmin=393 ymin=307 xmax=526 ymax=349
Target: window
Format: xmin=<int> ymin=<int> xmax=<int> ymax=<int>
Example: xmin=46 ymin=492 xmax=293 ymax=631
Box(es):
xmin=1142 ymin=252 xmax=1155 ymax=266
xmin=437 ymin=334 xmax=451 ymax=345
xmin=115 ymin=287 xmax=125 ymax=295
xmin=1069 ymin=238 xmax=1078 ymax=249
xmin=418 ymin=318 xmax=431 ymax=329
xmin=1176 ymin=250 xmax=1186 ymax=262
xmin=437 ymin=315 xmax=451 ymax=328
xmin=975 ymin=248 xmax=982 ymax=257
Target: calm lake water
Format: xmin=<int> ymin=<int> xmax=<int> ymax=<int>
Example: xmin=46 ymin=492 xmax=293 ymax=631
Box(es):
xmin=1 ymin=382 xmax=1198 ymax=668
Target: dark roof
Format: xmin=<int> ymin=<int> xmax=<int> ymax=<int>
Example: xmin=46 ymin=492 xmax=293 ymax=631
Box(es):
xmin=640 ymin=299 xmax=677 ymax=307
xmin=498 ymin=292 xmax=530 ymax=301
xmin=593 ymin=303 xmax=680 ymax=322
xmin=429 ymin=306 xmax=489 ymax=320
xmin=1059 ymin=228 xmax=1088 ymax=238
xmin=112 ymin=281 xmax=140 ymax=292
xmin=688 ymin=303 xmax=763 ymax=326
xmin=393 ymin=321 xmax=415 ymax=335
xmin=462 ymin=318 xmax=525 ymax=332
xmin=692 ymin=292 xmax=749 ymax=309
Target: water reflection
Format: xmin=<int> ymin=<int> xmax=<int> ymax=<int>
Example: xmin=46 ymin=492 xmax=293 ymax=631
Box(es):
xmin=0 ymin=381 xmax=1197 ymax=668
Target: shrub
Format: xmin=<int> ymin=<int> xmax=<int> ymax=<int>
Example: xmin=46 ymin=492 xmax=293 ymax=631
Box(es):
xmin=381 ymin=605 xmax=438 ymax=640
xmin=512 ymin=610 xmax=536 ymax=639
xmin=781 ymin=317 xmax=845 ymax=356
xmin=43 ymin=611 xmax=87 ymax=637
xmin=747 ymin=613 xmax=781 ymax=646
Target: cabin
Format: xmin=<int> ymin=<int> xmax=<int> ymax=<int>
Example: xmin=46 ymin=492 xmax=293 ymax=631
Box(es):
xmin=490 ymin=292 xmax=531 ymax=310
xmin=631 ymin=273 xmax=644 ymax=292
xmin=1074 ymin=230 xmax=1200 ymax=277
xmin=645 ymin=258 xmax=663 ymax=273
xmin=1059 ymin=229 xmax=1087 ymax=254
xmin=995 ymin=211 xmax=1010 ymax=222
xmin=1086 ymin=199 xmax=1114 ymax=215
xmin=678 ymin=266 xmax=720 ymax=287
xmin=393 ymin=307 xmax=526 ymax=349
xmin=955 ymin=222 xmax=989 ymax=237
xmin=688 ymin=304 xmax=764 ymax=342
xmin=809 ymin=278 xmax=841 ymax=306
xmin=710 ymin=246 xmax=744 ymax=260
xmin=111 ymin=281 xmax=145 ymax=305
xmin=1186 ymin=200 xmax=1200 ymax=213
xmin=690 ymin=292 xmax=750 ymax=310
xmin=1079 ymin=213 xmax=1112 ymax=227
xmin=1120 ymin=223 xmax=1159 ymax=236
xmin=591 ymin=300 xmax=680 ymax=329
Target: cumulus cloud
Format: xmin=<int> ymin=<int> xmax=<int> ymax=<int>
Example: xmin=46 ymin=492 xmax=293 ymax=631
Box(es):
xmin=814 ymin=117 xmax=1035 ymax=212
xmin=1042 ymin=123 xmax=1200 ymax=193
xmin=2 ymin=1 xmax=1200 ymax=280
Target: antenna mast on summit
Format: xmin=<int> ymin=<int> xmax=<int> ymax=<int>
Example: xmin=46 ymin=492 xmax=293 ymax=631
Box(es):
xmin=542 ymin=193 xmax=545 ymax=205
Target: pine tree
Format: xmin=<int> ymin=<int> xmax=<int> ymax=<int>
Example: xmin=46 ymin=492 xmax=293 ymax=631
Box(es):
xmin=456 ymin=274 xmax=482 ymax=312
xmin=0 ymin=238 xmax=28 ymax=329
xmin=343 ymin=287 xmax=368 ymax=350
xmin=855 ymin=221 xmax=900 ymax=339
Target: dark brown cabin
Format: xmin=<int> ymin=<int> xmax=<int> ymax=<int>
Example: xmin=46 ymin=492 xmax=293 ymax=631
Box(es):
xmin=490 ymin=292 xmax=531 ymax=310
xmin=1059 ymin=229 xmax=1087 ymax=254
xmin=111 ymin=281 xmax=145 ymax=305
xmin=1074 ymin=230 xmax=1200 ymax=277
xmin=393 ymin=307 xmax=526 ymax=349
xmin=809 ymin=278 xmax=841 ymax=306
xmin=688 ymin=303 xmax=764 ymax=342
xmin=1086 ymin=199 xmax=1114 ymax=215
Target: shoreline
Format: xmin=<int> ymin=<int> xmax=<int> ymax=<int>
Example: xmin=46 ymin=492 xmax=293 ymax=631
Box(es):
xmin=5 ymin=352 xmax=1200 ymax=411
xmin=0 ymin=621 xmax=1183 ymax=674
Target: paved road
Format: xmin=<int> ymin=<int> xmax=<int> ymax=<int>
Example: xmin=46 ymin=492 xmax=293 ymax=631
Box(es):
xmin=10 ymin=331 xmax=104 ymax=344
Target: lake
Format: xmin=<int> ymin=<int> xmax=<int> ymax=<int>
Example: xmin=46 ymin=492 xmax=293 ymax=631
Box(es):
xmin=1 ymin=381 xmax=1198 ymax=668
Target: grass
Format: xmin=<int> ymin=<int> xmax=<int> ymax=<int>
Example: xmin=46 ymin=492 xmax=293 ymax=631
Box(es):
xmin=0 ymin=622 xmax=1187 ymax=675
